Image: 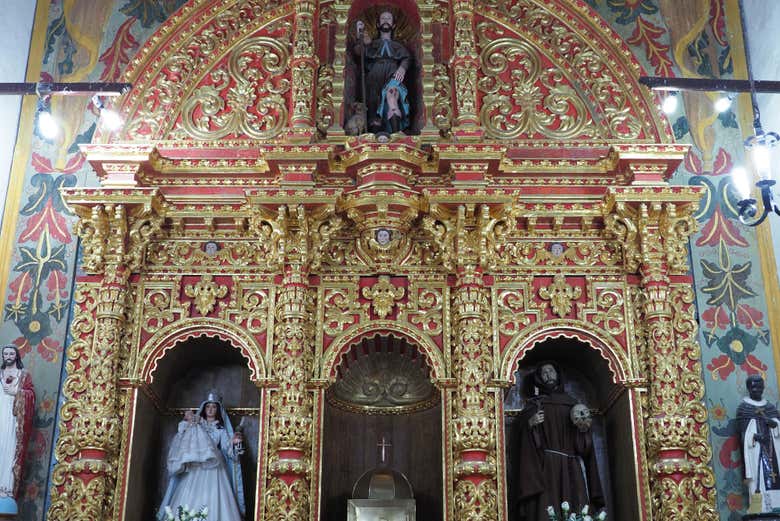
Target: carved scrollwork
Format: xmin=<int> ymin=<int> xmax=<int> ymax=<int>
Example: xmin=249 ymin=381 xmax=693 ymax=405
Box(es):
xmin=477 ymin=35 xmax=596 ymax=140
xmin=227 ymin=286 xmax=271 ymax=334
xmin=405 ymin=286 xmax=445 ymax=335
xmin=179 ymin=36 xmax=291 ymax=140
xmin=496 ymin=288 xmax=531 ymax=336
xmin=142 ymin=287 xmax=178 ymax=333
xmin=591 ymin=288 xmax=626 ymax=335
xmin=315 ymin=64 xmax=335 ymax=137
xmin=322 ymin=287 xmax=364 ymax=336
xmin=432 ymin=63 xmax=453 ymax=136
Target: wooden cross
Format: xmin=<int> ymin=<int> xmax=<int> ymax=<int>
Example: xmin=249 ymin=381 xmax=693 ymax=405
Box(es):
xmin=378 ymin=436 xmax=392 ymax=464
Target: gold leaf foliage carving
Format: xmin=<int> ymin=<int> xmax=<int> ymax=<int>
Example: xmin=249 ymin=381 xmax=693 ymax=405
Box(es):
xmin=184 ymin=275 xmax=229 ymax=315
xmin=227 ymin=286 xmax=271 ymax=334
xmin=322 ymin=287 xmax=364 ymax=336
xmin=179 ymin=36 xmax=291 ymax=140
xmin=405 ymin=286 xmax=445 ymax=335
xmin=142 ymin=287 xmax=178 ymax=333
xmin=362 ymin=276 xmax=405 ymax=319
xmin=592 ymin=289 xmax=626 ymax=335
xmin=496 ymin=288 xmax=531 ymax=336
xmin=478 ymin=36 xmax=595 ymax=140
xmin=538 ymin=274 xmax=581 ymax=318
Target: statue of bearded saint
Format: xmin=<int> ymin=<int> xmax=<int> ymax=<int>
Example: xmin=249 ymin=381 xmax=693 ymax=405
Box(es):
xmin=352 ymin=10 xmax=412 ymax=136
xmin=0 ymin=345 xmax=35 ymax=516
xmin=514 ymin=362 xmax=604 ymax=521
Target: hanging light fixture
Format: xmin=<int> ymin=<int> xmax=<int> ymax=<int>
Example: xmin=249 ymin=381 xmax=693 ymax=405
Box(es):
xmin=732 ymin=0 xmax=780 ymax=226
xmin=639 ymin=1 xmax=780 ymax=227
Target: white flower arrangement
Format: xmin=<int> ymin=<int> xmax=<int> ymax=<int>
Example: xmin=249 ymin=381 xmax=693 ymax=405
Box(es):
xmin=546 ymin=502 xmax=606 ymax=521
xmin=163 ymin=505 xmax=209 ymax=521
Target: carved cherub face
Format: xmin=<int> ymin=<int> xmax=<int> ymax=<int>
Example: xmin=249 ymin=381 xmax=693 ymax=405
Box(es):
xmin=376 ymin=228 xmax=391 ymax=245
xmin=570 ymin=403 xmax=592 ymax=432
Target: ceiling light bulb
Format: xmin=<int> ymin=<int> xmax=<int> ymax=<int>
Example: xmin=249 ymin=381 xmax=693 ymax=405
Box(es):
xmin=662 ymin=93 xmax=678 ymax=114
xmin=731 ymin=166 xmax=752 ymax=200
xmin=37 ymin=110 xmax=59 ymax=139
xmin=752 ymin=143 xmax=773 ymax=180
xmin=100 ymin=108 xmax=123 ymax=131
xmin=714 ymin=94 xmax=732 ymax=113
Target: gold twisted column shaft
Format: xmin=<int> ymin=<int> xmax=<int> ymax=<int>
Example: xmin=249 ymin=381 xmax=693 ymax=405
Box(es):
xmin=48 ymin=268 xmax=130 ymax=521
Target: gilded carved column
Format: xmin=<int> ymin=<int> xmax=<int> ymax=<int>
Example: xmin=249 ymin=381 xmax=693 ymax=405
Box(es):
xmin=450 ymin=0 xmax=482 ymax=139
xmin=252 ymin=204 xmax=342 ymax=520
xmin=604 ymin=188 xmax=717 ymax=521
xmin=48 ymin=195 xmax=162 ymax=520
xmin=427 ymin=204 xmax=510 ymax=521
xmin=452 ymin=268 xmax=498 ymax=521
xmin=265 ymin=269 xmax=315 ymax=520
xmin=289 ymin=0 xmax=319 ymax=141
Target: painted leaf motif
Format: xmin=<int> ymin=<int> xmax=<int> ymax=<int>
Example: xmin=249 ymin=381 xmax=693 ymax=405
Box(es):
xmin=696 ymin=207 xmax=748 ymax=248
xmin=700 ymin=240 xmax=756 ymax=311
xmin=627 ymin=16 xmax=673 ymax=76
xmin=712 ymin=148 xmax=733 ymax=176
xmin=21 ymin=173 xmax=77 ymax=215
xmin=31 ymin=153 xmax=55 ymax=174
xmin=120 ymin=0 xmax=188 ymax=28
xmin=7 ymin=273 xmax=33 ymax=304
xmin=37 ymin=337 xmax=61 ymax=363
xmin=706 ymin=353 xmax=735 ymax=380
xmin=718 ymin=434 xmax=741 ymax=469
xmin=702 ymin=305 xmax=729 ymax=330
xmin=741 ymin=354 xmax=768 ymax=376
xmin=18 ymin=199 xmax=73 ymax=244
xmin=736 ymin=304 xmax=764 ymax=329
xmin=684 ymin=149 xmax=703 ymax=175
xmin=99 ymin=17 xmax=139 ymax=81
xmin=606 ymin=0 xmax=658 ymax=25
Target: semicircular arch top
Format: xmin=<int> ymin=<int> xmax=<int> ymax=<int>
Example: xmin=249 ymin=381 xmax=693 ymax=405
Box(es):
xmin=111 ymin=0 xmax=671 ymax=144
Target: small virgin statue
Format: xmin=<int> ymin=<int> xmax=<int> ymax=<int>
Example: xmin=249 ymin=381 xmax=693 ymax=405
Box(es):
xmin=158 ymin=391 xmax=246 ymax=520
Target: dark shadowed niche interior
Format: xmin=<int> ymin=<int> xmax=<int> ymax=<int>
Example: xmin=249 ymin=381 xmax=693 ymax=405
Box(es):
xmin=124 ymin=336 xmax=260 ymax=521
xmin=321 ymin=334 xmax=442 ymax=521
xmin=505 ymin=336 xmax=637 ymax=521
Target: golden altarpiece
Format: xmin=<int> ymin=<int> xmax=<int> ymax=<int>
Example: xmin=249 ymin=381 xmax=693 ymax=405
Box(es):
xmin=45 ymin=0 xmax=719 ymax=520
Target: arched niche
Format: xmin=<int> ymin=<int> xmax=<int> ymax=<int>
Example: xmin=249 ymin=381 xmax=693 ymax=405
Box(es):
xmin=319 ymin=333 xmax=443 ymax=521
xmin=503 ymin=335 xmax=643 ymax=521
xmin=123 ymin=335 xmax=262 ymax=521
xmin=320 ymin=320 xmax=447 ymax=383
xmin=343 ymin=0 xmax=424 ymax=134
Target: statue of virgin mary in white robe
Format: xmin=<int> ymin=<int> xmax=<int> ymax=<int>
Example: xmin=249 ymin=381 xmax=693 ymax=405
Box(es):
xmin=158 ymin=392 xmax=246 ymax=520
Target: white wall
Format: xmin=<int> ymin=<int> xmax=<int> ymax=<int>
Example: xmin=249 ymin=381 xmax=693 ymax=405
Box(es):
xmin=744 ymin=1 xmax=780 ymax=279
xmin=0 ymin=1 xmax=37 ymax=231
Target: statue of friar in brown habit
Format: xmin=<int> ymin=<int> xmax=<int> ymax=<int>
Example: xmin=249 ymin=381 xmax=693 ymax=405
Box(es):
xmin=514 ymin=362 xmax=604 ymax=521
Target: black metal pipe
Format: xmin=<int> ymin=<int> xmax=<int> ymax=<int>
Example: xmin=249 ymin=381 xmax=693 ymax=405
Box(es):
xmin=639 ymin=77 xmax=780 ymax=94
xmin=0 ymin=82 xmax=131 ymax=96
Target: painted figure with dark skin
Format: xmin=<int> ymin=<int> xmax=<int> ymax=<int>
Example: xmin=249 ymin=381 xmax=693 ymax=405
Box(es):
xmin=354 ymin=10 xmax=411 ymax=135
xmin=737 ymin=374 xmax=780 ymax=511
